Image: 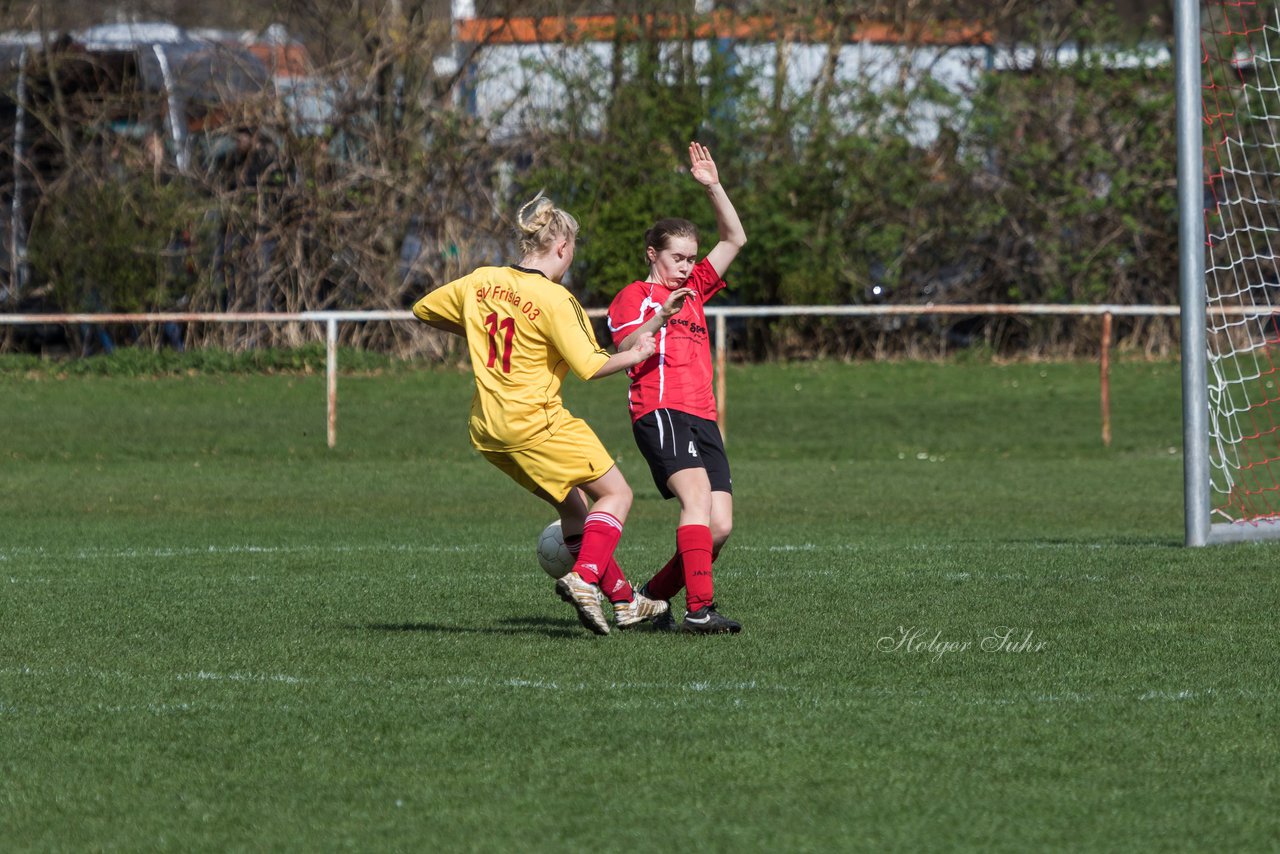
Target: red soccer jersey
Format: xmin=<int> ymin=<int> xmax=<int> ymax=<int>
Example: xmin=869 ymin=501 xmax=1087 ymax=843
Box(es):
xmin=607 ymin=258 xmax=726 ymax=422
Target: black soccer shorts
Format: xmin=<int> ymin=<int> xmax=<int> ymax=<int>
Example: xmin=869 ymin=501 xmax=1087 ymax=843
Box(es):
xmin=632 ymin=408 xmax=732 ymax=500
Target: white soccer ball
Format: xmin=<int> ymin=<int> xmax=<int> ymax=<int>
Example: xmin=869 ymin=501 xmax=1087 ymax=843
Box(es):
xmin=536 ymin=520 xmax=574 ymax=579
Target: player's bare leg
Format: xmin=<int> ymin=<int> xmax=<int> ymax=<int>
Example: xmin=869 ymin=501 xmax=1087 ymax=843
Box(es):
xmin=540 ymin=486 xmax=588 ymax=540
xmin=540 ymin=470 xmax=667 ymax=632
xmin=575 ymin=464 xmax=632 ymax=522
xmin=710 ymin=490 xmax=733 ymax=558
xmin=535 ymin=486 xmax=609 ymax=634
xmin=579 ymin=467 xmax=668 ymax=627
xmin=659 ymin=469 xmax=740 ymax=634
xmin=544 ymin=485 xmax=657 ymax=623
xmin=667 ymin=467 xmax=713 ymax=528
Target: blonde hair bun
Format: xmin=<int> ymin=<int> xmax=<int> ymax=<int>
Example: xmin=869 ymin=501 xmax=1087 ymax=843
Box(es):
xmin=517 ymin=194 xmax=556 ymax=234
xmin=515 ymin=192 xmax=579 ymax=256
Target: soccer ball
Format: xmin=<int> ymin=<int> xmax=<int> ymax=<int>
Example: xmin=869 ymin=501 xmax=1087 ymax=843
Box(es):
xmin=536 ymin=520 xmax=574 ymax=579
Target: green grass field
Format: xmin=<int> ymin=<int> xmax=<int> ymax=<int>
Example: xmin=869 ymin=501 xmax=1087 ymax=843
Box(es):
xmin=2 ymin=356 xmax=1277 ymax=851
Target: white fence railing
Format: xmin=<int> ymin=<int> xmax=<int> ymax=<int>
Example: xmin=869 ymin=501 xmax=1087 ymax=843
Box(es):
xmin=0 ymin=304 xmax=1205 ymax=447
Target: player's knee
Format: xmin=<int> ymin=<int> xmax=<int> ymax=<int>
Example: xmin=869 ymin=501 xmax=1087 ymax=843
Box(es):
xmin=711 ymin=518 xmax=733 ymax=549
xmin=673 ymin=478 xmax=712 ymax=510
xmin=612 ymin=481 xmax=634 ymax=514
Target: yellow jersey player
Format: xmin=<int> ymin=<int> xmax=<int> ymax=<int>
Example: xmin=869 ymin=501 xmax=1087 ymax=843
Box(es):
xmin=412 ymin=193 xmax=668 ymax=635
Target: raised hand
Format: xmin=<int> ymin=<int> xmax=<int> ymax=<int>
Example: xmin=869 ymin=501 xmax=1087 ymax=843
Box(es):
xmin=661 ymin=287 xmax=696 ymax=320
xmin=689 ymin=142 xmax=719 ymax=187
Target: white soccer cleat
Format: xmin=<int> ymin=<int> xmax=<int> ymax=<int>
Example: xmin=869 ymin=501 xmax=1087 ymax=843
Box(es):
xmin=613 ymin=590 xmax=670 ymax=629
xmin=555 ymin=571 xmax=610 ymax=635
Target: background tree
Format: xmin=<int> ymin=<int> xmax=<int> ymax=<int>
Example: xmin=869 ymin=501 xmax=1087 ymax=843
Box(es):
xmin=0 ymin=0 xmax=1183 ymax=358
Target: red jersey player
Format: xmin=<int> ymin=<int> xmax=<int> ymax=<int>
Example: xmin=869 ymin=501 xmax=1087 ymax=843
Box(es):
xmin=607 ymin=142 xmax=747 ymax=634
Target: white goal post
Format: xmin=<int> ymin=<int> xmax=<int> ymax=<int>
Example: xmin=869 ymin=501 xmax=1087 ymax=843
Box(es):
xmin=1178 ymin=0 xmax=1280 ymax=544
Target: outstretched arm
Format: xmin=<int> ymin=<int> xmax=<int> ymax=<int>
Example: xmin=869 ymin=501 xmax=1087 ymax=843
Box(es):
xmin=689 ymin=142 xmax=746 ymax=277
xmin=593 ymin=331 xmax=656 ymax=379
xmin=419 ymin=317 xmax=465 ymax=337
xmin=412 ymin=284 xmax=467 ymax=336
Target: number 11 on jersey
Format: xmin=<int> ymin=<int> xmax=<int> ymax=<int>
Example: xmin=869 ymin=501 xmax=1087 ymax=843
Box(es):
xmin=484 ymin=312 xmax=515 ymax=373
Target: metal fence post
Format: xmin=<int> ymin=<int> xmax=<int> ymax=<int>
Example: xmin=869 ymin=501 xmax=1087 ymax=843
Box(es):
xmin=1100 ymin=311 xmax=1113 ymax=448
xmin=326 ymin=317 xmax=338 ymax=449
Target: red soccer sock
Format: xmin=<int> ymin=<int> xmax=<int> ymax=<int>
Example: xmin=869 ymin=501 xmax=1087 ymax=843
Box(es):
xmin=572 ymin=511 xmax=623 ymax=586
xmin=565 ymin=531 xmax=633 ymax=602
xmin=644 ymin=554 xmax=685 ymax=601
xmin=679 ymin=524 xmax=715 ymax=612
xmin=564 ymin=534 xmax=583 ymax=558
xmin=597 ymin=559 xmax=635 ymax=604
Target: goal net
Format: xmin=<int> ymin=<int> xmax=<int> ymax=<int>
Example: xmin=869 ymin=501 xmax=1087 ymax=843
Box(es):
xmin=1197 ymin=0 xmax=1280 ymax=539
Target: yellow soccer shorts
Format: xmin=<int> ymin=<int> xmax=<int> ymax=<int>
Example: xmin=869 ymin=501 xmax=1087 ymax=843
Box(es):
xmin=479 ymin=415 xmax=616 ymax=503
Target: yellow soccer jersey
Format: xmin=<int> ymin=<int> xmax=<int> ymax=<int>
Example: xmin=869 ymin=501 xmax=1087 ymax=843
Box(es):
xmin=413 ymin=266 xmax=611 ymax=452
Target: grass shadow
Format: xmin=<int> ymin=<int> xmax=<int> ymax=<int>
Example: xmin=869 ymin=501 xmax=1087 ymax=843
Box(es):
xmin=354 ymin=616 xmax=583 ymax=639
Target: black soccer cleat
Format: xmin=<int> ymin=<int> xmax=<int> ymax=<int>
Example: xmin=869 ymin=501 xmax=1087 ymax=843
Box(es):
xmin=648 ymin=609 xmax=681 ymax=633
xmin=681 ymin=603 xmax=742 ymax=634
xmin=635 ymin=584 xmax=679 ymax=632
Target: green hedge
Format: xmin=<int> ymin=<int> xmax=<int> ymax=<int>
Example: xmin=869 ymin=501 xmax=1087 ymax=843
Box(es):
xmin=9 ymin=6 xmax=1180 ymax=357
